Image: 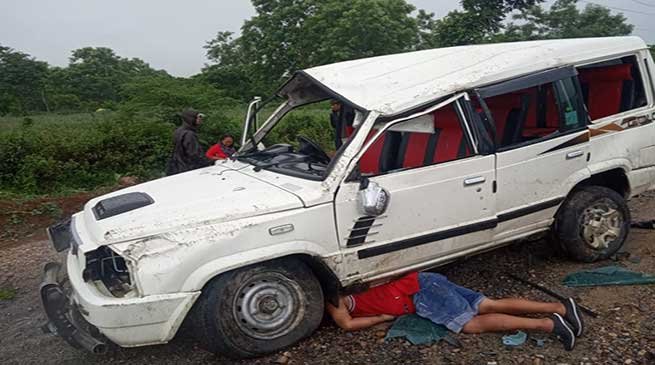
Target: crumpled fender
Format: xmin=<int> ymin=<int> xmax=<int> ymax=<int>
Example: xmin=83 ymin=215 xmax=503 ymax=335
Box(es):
xmin=180 ymin=240 xmax=335 ymax=292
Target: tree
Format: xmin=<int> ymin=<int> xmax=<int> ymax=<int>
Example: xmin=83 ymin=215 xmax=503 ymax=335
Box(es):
xmin=495 ymin=0 xmax=633 ymax=42
xmin=204 ymin=0 xmax=421 ymax=97
xmin=203 ymin=0 xmax=552 ymax=96
xmin=119 ymin=74 xmax=236 ymax=123
xmin=64 ymin=47 xmax=166 ymax=110
xmin=418 ymin=0 xmax=545 ymax=48
xmin=0 ymin=45 xmax=50 ymax=114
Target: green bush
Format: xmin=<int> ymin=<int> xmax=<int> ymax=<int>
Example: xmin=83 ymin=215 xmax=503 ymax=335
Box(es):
xmin=0 ymin=114 xmax=174 ymax=194
xmin=0 ymin=102 xmax=335 ymax=195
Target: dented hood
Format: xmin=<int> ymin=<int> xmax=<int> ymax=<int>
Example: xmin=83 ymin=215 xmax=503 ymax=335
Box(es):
xmin=78 ymin=165 xmax=304 ymax=247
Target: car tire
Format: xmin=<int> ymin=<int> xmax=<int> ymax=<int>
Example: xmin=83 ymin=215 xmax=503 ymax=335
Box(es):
xmin=554 ymin=185 xmax=630 ymax=262
xmin=191 ymin=257 xmax=324 ymax=359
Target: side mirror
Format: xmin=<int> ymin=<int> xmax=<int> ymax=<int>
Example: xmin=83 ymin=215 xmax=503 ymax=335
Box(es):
xmin=358 ymin=178 xmax=390 ymax=216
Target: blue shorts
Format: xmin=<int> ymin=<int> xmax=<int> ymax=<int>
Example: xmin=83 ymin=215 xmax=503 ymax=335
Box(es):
xmin=413 ymin=272 xmax=486 ymax=333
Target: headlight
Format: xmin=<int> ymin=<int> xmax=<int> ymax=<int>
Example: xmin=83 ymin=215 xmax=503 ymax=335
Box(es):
xmin=82 ymin=246 xmax=133 ymax=297
xmin=47 ymin=218 xmax=73 ymax=252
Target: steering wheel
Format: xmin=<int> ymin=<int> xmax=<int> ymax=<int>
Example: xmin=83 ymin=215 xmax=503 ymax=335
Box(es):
xmin=297 ymin=135 xmax=331 ymax=164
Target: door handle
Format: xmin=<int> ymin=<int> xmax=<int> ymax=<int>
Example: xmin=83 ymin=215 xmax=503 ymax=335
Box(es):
xmin=464 ymin=176 xmax=486 ymax=186
xmin=566 ymin=150 xmax=584 ymax=160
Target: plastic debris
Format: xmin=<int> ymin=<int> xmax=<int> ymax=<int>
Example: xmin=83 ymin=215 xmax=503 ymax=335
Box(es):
xmin=385 ymin=314 xmax=451 ymax=345
xmin=531 ymin=337 xmax=547 ymax=347
xmin=502 ymin=331 xmax=528 ymax=346
xmin=480 ymin=351 xmax=498 ymax=357
xmin=563 ymin=266 xmax=655 ymax=287
xmin=631 ymin=220 xmax=655 ymax=229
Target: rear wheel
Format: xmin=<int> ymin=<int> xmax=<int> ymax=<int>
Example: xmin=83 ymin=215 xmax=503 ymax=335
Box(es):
xmin=191 ymin=257 xmax=324 ymax=359
xmin=554 ymin=186 xmax=630 ymax=262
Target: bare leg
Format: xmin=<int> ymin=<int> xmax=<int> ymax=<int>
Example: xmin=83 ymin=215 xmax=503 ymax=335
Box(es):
xmin=462 ymin=314 xmax=554 ymax=334
xmin=478 ymin=298 xmax=565 ymax=316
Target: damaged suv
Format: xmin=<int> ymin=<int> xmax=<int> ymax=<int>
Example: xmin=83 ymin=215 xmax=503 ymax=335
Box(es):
xmin=41 ymin=37 xmax=655 ymax=358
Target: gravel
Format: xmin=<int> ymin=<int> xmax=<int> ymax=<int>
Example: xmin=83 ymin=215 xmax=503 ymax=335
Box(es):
xmin=1 ymin=192 xmax=654 ymax=364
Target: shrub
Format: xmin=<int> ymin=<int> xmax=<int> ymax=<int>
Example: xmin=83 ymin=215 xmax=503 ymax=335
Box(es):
xmin=0 ymin=102 xmax=334 ymax=195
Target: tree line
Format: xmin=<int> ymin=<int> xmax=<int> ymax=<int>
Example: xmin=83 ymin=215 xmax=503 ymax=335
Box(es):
xmin=0 ymin=0 xmax=649 ymax=117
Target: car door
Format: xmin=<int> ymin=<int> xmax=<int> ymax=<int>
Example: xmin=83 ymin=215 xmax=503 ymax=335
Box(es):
xmin=476 ymin=67 xmax=591 ymax=242
xmin=332 ymin=95 xmax=497 ymax=282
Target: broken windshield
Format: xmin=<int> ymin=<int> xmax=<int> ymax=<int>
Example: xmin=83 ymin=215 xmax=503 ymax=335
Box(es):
xmin=235 ymin=101 xmax=342 ymax=181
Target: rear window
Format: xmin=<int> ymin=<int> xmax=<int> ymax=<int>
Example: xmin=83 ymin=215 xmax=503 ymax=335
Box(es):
xmin=577 ymin=55 xmax=648 ymax=121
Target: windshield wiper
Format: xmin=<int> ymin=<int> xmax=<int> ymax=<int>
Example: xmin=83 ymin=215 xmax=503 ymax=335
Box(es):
xmin=252 ymin=157 xmax=310 ymax=172
xmin=233 ymin=150 xmax=268 ymax=161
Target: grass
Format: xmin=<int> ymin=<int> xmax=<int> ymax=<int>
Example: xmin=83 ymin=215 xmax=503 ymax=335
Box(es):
xmin=0 ymin=112 xmax=115 ymax=133
xmin=0 ymin=288 xmax=17 ymax=300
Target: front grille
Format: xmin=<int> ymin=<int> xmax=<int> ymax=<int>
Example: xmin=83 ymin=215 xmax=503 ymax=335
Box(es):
xmin=48 ymin=218 xmax=72 ymax=252
xmin=83 ymin=246 xmax=132 ymax=297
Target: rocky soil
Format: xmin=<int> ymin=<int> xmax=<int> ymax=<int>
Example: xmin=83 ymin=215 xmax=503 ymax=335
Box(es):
xmin=1 ymin=192 xmax=654 ymax=364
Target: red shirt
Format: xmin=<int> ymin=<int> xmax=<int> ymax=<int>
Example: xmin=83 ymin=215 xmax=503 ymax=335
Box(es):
xmin=347 ymin=272 xmax=419 ymax=317
xmin=206 ymin=144 xmax=230 ymax=159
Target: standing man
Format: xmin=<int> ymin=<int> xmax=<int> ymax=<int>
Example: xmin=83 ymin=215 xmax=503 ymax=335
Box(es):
xmin=330 ymin=100 xmax=355 ymax=150
xmin=166 ymin=108 xmax=211 ymax=176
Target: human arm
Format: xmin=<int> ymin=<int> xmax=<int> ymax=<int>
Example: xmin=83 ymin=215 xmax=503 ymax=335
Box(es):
xmin=206 ymin=144 xmax=227 ymax=160
xmin=326 ymin=297 xmax=395 ymax=332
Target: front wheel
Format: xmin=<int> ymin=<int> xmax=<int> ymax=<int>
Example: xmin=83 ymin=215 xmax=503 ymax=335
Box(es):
xmin=191 ymin=257 xmax=324 ymax=359
xmin=553 ymin=186 xmax=630 ymax=262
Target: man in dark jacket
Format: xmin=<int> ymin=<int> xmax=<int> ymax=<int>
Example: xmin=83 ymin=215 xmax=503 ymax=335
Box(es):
xmin=330 ymin=100 xmax=355 ymax=150
xmin=166 ymin=108 xmax=211 ymax=175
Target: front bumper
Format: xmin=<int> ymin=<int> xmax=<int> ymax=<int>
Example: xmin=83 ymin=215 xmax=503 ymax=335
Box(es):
xmin=40 ymin=253 xmax=201 ymax=351
xmin=40 ymin=262 xmax=108 ymax=354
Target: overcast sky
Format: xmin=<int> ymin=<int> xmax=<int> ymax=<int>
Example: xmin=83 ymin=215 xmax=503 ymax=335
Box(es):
xmin=1 ymin=0 xmax=653 ymax=77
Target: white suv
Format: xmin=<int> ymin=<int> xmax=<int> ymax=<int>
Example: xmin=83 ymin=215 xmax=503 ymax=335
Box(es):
xmin=41 ymin=37 xmax=655 ymax=358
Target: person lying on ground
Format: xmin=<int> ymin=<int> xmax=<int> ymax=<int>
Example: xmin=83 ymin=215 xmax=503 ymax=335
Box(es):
xmin=326 ymin=272 xmax=584 ymax=351
xmin=206 ymin=134 xmax=237 ymax=160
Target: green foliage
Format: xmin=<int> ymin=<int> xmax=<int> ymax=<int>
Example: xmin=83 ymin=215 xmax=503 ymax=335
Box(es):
xmin=0 ymin=0 xmax=644 ymax=197
xmin=0 ymin=288 xmax=17 ymax=301
xmin=0 ymin=45 xmax=50 ymax=115
xmin=0 ymin=113 xmax=174 ymax=194
xmin=119 ymin=75 xmax=238 ymax=123
xmin=62 ymin=47 xmax=168 ymax=110
xmin=494 ymin=0 xmax=634 ymax=42
xmin=419 ymin=0 xmax=545 ymax=47
xmin=0 ymin=104 xmax=334 ymax=195
xmin=204 ymin=0 xmax=422 ymax=96
xmin=264 ymin=106 xmax=333 ymax=151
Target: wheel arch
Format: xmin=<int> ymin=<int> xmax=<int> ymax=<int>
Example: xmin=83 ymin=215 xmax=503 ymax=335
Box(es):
xmin=180 ymin=242 xmax=342 ymax=306
xmin=571 ymin=167 xmax=631 ymax=198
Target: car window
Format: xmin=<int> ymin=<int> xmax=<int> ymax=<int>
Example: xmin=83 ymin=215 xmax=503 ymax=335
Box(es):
xmin=577 ymin=55 xmax=648 ymax=121
xmin=478 ymin=76 xmax=587 ymax=149
xmin=358 ymin=102 xmax=474 ymax=176
xmin=554 ymin=77 xmax=587 ymax=132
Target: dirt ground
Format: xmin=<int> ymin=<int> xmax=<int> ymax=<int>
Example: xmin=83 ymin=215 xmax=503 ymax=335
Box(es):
xmin=1 ymin=192 xmax=654 ymax=365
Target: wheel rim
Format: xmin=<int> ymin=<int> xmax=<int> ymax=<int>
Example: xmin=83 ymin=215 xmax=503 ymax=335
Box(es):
xmin=580 ymin=199 xmax=623 ymax=250
xmin=233 ymin=272 xmax=304 ymax=340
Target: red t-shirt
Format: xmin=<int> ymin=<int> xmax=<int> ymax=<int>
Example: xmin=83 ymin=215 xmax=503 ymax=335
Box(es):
xmin=347 ymin=272 xmax=420 ymax=317
xmin=206 ymin=144 xmax=228 ymax=159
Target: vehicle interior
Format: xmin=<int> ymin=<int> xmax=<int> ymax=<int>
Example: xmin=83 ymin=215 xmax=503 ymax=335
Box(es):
xmin=358 ymin=103 xmax=474 ymax=176
xmin=577 ymin=56 xmax=647 ymax=121
xmin=236 ymin=97 xmax=362 ymax=181
xmin=479 ymin=56 xmax=649 ymax=150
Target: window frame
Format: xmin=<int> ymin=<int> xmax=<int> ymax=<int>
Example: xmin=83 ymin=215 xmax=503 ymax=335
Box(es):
xmin=641 ymin=54 xmax=655 ymax=107
xmin=552 ymin=77 xmax=589 ymax=133
xmin=473 ymin=67 xmax=590 ymax=153
xmin=351 ymin=93 xmax=479 ymax=178
xmin=575 ymin=53 xmax=652 ymax=123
